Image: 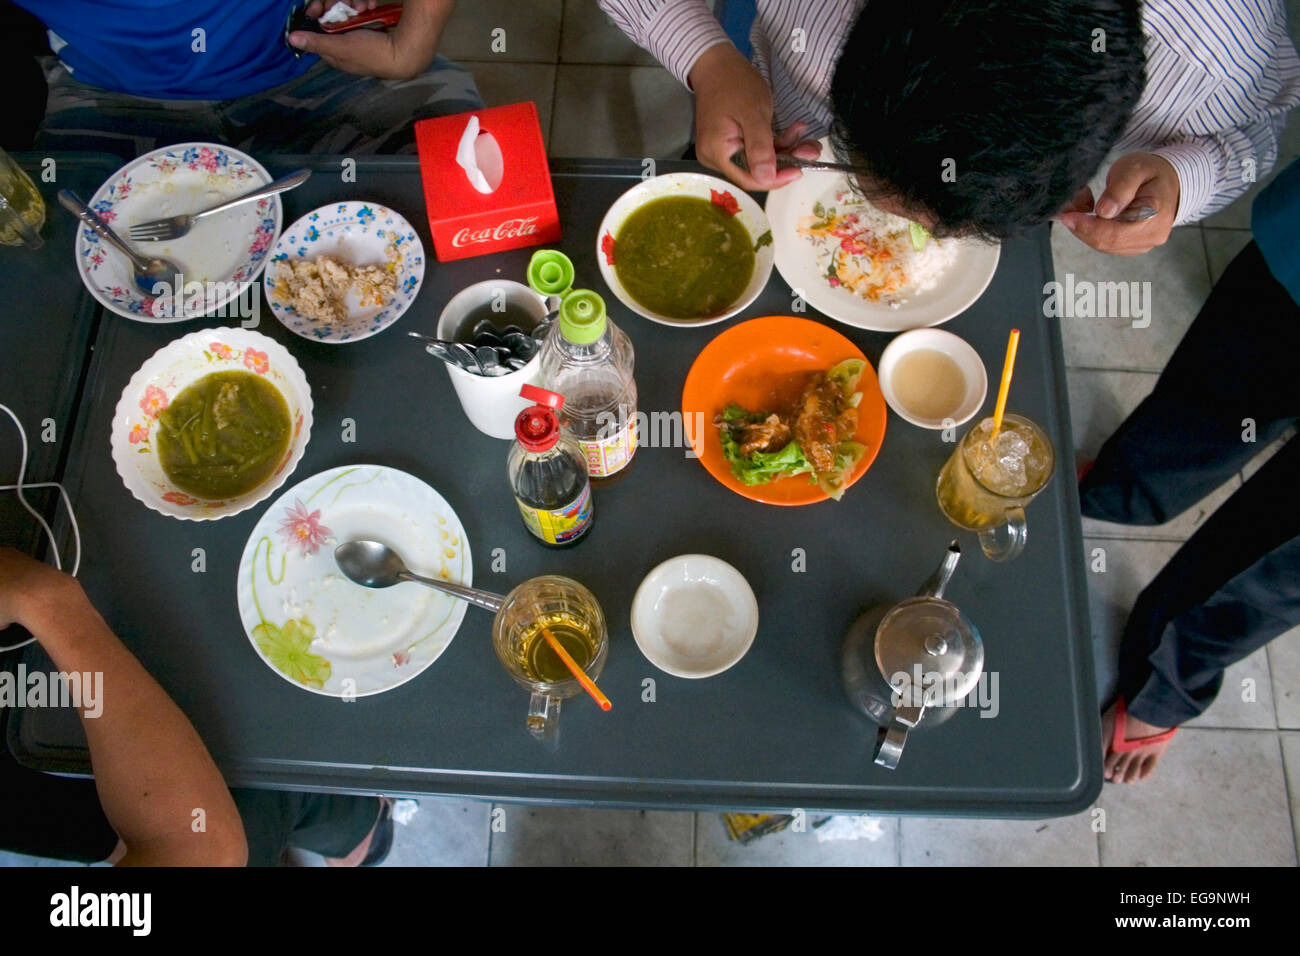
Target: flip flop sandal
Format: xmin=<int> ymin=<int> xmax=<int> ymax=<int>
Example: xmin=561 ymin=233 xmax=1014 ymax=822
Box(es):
xmin=1109 ymin=695 xmax=1177 ymax=754
xmin=360 ymin=799 xmax=394 ymax=867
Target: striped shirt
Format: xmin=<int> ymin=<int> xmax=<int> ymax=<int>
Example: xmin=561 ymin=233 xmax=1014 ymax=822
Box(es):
xmin=599 ymin=0 xmax=1300 ymax=224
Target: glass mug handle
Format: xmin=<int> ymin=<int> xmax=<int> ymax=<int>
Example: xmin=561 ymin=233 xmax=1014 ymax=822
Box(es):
xmin=526 ymin=691 xmax=561 ymax=746
xmin=977 ymin=505 xmax=1028 ymax=562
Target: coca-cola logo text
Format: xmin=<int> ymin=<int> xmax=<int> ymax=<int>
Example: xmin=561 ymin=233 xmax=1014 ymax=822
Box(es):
xmin=452 ymin=217 xmax=539 ymax=247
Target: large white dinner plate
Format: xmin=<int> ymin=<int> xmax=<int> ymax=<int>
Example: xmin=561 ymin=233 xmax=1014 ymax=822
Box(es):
xmin=264 ymin=201 xmax=426 ymax=343
xmin=765 ymin=140 xmax=1000 ymax=332
xmin=74 ymin=142 xmax=280 ymax=322
xmin=235 ymin=465 xmax=471 ymax=697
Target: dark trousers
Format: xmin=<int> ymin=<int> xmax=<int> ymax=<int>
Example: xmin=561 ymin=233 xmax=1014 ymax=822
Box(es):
xmin=1079 ymin=241 xmax=1300 ymax=727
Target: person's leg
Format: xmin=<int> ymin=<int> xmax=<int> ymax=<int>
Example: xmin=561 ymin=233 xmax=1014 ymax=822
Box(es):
xmin=1104 ymin=433 xmax=1300 ymax=781
xmin=32 ymin=58 xmax=224 ymax=159
xmin=230 ymin=788 xmax=383 ymax=867
xmin=1079 ymin=241 xmax=1300 ymax=525
xmin=222 ymin=57 xmax=483 ymax=156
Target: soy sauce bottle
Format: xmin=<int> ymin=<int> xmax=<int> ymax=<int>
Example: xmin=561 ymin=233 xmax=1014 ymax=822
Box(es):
xmin=508 ymin=385 xmax=593 ymax=547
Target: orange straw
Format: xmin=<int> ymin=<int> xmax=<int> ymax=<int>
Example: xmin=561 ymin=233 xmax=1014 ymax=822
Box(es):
xmin=990 ymin=328 xmax=1021 ymax=438
xmin=540 ymin=623 xmax=612 ymax=711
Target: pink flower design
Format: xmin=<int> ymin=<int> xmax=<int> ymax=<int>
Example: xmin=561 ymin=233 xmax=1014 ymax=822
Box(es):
xmin=243 ymin=348 xmax=269 ymax=375
xmin=143 ymin=297 xmax=160 ymax=317
xmin=392 ymin=651 xmax=411 ymax=668
xmin=278 ymin=499 xmax=332 ymax=557
xmin=118 ymin=182 xmax=132 ymax=198
xmin=249 ymin=228 xmax=273 ymax=255
xmin=129 ymin=423 xmax=150 ymax=444
xmin=210 ymin=342 xmax=234 ymax=360
xmin=98 ymin=208 xmax=116 ymax=224
xmin=193 ymin=148 xmax=219 ymax=172
xmin=90 ymin=251 xmax=104 ymax=267
xmin=139 ymin=385 xmax=169 ymax=418
xmin=162 ymin=491 xmax=198 ymax=506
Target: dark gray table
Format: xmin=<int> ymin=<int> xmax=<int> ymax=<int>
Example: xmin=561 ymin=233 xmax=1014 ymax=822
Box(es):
xmin=0 ymin=154 xmax=118 ymax=557
xmin=10 ymin=157 xmax=1099 ymax=816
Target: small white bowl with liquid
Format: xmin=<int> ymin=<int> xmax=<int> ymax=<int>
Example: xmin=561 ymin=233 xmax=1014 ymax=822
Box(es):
xmin=878 ymin=329 xmax=987 ymax=430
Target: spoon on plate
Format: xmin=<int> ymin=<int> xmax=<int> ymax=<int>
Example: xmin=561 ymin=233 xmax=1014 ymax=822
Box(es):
xmin=334 ymin=539 xmax=504 ymax=612
xmin=58 ymin=190 xmax=183 ymax=296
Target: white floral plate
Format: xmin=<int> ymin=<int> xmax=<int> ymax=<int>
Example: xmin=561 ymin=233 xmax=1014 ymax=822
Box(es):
xmin=764 ymin=139 xmax=1000 ymax=332
xmin=264 ymin=201 xmax=426 ymax=343
xmin=110 ymin=327 xmax=312 ymax=520
xmin=75 ymin=142 xmax=280 ymax=322
xmin=235 ymin=465 xmax=471 ymax=697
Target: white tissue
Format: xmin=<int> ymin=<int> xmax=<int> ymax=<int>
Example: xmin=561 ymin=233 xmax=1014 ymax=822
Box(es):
xmin=455 ymin=115 xmax=504 ymax=194
xmin=814 ymin=814 xmax=886 ymax=843
xmin=392 ymin=799 xmax=421 ymax=826
xmin=319 ymin=2 xmax=359 ymax=25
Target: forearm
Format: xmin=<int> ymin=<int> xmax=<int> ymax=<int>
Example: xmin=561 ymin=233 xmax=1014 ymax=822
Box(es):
xmin=25 ymin=587 xmax=245 ymax=866
xmin=598 ymin=0 xmax=731 ymax=88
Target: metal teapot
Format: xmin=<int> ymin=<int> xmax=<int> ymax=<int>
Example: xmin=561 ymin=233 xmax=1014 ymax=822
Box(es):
xmin=840 ymin=541 xmax=984 ymax=770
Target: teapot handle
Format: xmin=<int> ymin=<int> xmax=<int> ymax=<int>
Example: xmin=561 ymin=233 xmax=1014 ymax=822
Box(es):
xmin=874 ymin=703 xmax=925 ymax=770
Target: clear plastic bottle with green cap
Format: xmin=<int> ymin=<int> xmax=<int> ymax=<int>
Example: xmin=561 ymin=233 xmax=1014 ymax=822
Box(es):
xmin=537 ymin=288 xmax=637 ymax=477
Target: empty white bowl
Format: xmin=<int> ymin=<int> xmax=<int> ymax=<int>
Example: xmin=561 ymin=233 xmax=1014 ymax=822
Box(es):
xmin=631 ymin=555 xmax=759 ymax=678
xmin=877 ymin=328 xmax=987 ymax=429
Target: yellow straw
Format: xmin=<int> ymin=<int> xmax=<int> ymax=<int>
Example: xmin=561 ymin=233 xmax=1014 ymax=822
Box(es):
xmin=990 ymin=328 xmax=1020 ymax=438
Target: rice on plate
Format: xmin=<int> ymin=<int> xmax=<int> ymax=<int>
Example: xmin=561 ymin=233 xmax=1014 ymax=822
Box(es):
xmin=796 ymin=187 xmax=958 ymax=308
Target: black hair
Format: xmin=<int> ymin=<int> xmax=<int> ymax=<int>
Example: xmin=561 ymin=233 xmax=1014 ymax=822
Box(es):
xmin=829 ymin=0 xmax=1146 ymax=240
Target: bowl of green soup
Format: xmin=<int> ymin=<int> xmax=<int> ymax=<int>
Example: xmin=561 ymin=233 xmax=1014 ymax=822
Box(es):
xmin=111 ymin=328 xmax=313 ymax=520
xmin=596 ymin=173 xmax=773 ymax=326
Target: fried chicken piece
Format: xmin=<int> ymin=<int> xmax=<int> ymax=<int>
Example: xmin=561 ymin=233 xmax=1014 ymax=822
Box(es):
xmin=736 ymin=413 xmax=792 ymax=455
xmin=794 ymin=373 xmax=858 ymax=475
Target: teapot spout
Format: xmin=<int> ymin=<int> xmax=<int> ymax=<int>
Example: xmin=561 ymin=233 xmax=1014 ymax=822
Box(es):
xmin=918 ymin=540 xmax=962 ymax=600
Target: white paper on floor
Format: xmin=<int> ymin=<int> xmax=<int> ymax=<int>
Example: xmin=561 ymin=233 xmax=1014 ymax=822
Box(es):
xmin=392 ymin=799 xmax=420 ymax=825
xmin=814 ymin=815 xmax=885 ymax=842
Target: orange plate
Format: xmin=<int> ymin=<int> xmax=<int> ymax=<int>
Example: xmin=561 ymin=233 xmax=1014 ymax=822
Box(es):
xmin=681 ymin=316 xmax=887 ymax=506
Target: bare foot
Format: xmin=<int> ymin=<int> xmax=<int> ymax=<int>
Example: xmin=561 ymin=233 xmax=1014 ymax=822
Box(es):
xmin=1101 ymin=703 xmax=1174 ymax=784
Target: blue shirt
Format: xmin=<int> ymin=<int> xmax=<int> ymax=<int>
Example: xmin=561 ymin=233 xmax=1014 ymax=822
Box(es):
xmin=16 ymin=0 xmax=316 ymax=100
xmin=1252 ymin=159 xmax=1300 ymax=307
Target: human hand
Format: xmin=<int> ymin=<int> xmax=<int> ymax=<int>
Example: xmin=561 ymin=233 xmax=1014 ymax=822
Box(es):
xmin=290 ymin=0 xmax=451 ymax=81
xmin=0 ymin=547 xmax=79 ymax=632
xmin=688 ymin=45 xmax=819 ymax=191
xmin=1056 ymin=152 xmax=1180 ymax=256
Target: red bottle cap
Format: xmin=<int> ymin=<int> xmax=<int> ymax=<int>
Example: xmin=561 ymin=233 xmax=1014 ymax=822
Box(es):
xmin=515 ymin=385 xmax=565 ymax=451
xmin=520 ymin=384 xmax=564 ymax=410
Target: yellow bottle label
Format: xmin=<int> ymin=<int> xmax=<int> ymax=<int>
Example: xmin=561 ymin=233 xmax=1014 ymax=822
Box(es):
xmin=516 ymin=484 xmax=593 ymax=544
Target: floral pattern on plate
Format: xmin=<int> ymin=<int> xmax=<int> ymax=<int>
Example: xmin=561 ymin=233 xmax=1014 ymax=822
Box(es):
xmin=263 ymin=201 xmax=426 ymax=344
xmin=110 ymin=327 xmax=313 ymax=521
xmin=235 ymin=465 xmax=471 ymax=696
xmin=74 ymin=142 xmax=281 ymax=323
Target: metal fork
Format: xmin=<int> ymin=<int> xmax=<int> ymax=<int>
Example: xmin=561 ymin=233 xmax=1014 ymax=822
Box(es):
xmin=728 ymin=148 xmax=867 ymax=176
xmin=128 ymin=168 xmax=312 ymax=241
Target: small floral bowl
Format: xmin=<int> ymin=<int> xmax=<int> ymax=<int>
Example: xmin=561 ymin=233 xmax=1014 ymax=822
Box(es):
xmin=111 ymin=328 xmax=313 ymax=520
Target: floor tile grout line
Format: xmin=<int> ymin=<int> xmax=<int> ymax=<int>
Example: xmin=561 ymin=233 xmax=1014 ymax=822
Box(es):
xmin=1275 ymin=733 xmax=1300 ymax=863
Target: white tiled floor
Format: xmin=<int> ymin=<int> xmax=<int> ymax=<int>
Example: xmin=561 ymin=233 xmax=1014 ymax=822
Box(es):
xmin=5 ymin=0 xmax=1298 ymax=869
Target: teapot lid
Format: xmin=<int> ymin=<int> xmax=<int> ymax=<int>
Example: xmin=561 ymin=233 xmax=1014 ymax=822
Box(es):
xmin=874 ymin=597 xmax=983 ymax=708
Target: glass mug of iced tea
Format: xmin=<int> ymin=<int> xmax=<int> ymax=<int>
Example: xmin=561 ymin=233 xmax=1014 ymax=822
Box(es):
xmin=0 ymin=148 xmax=46 ymax=250
xmin=936 ymin=413 xmax=1055 ymax=562
xmin=492 ymin=575 xmax=608 ymax=745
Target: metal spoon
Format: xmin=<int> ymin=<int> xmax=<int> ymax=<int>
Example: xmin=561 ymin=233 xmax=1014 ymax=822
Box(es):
xmin=58 ymin=190 xmax=182 ymax=295
xmin=335 ymin=539 xmax=504 ymax=613
xmin=729 ymin=148 xmax=867 ymax=176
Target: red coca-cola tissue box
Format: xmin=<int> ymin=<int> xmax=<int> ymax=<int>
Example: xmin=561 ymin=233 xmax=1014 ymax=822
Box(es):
xmin=415 ymin=102 xmax=561 ymax=261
